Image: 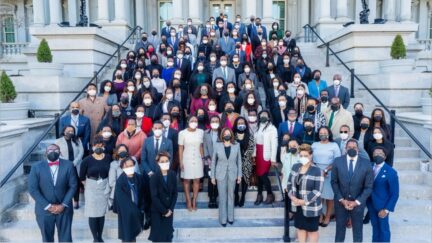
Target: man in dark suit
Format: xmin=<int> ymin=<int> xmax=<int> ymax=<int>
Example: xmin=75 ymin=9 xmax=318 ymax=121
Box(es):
xmin=283 ymin=30 xmax=296 ymax=53
xmin=28 ymin=144 xmax=78 ymax=242
xmin=184 ymin=18 xmax=198 ymax=35
xmin=174 ymin=50 xmax=192 ymax=84
xmin=59 ymin=102 xmax=91 ymax=152
xmin=161 ymin=20 xmax=172 ymax=38
xmin=278 ymin=109 xmax=304 ymax=142
xmin=327 ymin=74 xmax=351 ymax=109
xmin=331 ymin=139 xmax=374 ymax=242
xmin=367 ymin=147 xmax=399 ymax=242
xmin=160 ymin=113 xmax=179 ymax=155
xmin=222 ymin=14 xmax=233 ymax=32
xmin=167 ymin=28 xmax=179 ymax=54
xmin=247 ymin=15 xmax=257 ymax=38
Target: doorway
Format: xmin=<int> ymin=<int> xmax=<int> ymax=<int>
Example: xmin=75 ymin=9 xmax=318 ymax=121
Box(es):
xmin=209 ymin=1 xmax=236 ymax=23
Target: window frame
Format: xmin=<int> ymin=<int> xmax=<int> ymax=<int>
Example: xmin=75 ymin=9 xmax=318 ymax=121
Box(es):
xmin=158 ymin=0 xmax=173 ymax=32
xmin=272 ymin=0 xmax=286 ymax=31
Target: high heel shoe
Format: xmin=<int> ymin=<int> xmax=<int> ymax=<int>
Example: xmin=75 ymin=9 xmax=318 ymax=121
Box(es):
xmin=254 ymin=194 xmax=263 ymax=205
xmin=264 ymin=194 xmax=275 ymax=204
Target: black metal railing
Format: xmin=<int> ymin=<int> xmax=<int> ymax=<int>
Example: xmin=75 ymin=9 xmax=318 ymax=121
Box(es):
xmin=0 ymin=26 xmax=142 ymax=189
xmin=302 ymin=24 xmax=432 ymax=159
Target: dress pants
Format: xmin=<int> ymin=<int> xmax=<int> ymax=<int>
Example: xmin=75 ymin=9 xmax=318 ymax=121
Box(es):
xmin=217 ymin=174 xmax=236 ymax=224
xmin=334 ymin=201 xmax=364 ymax=242
xmin=36 ymin=208 xmax=73 ymax=242
xmin=368 ymin=205 xmax=391 ymax=242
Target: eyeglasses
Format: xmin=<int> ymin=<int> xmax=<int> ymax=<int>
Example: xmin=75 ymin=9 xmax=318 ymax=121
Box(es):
xmin=340 ymin=131 xmax=349 ymax=134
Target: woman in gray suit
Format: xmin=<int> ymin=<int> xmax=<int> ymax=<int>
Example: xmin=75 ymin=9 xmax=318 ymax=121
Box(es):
xmin=211 ymin=128 xmax=242 ymax=227
xmin=55 ymin=125 xmax=84 ymax=209
xmin=204 ymin=115 xmax=222 ymax=208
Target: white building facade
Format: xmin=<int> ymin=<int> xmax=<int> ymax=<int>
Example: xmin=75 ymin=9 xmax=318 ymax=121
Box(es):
xmin=1 ymin=0 xmax=432 ymax=55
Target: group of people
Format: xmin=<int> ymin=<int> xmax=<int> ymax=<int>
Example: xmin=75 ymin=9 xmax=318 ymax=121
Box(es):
xmin=28 ymin=13 xmax=400 ymax=243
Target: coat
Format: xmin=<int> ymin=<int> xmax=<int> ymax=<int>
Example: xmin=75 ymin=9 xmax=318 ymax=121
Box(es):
xmin=325 ymin=107 xmax=355 ymax=140
xmin=113 ymin=173 xmax=147 ymax=242
xmin=59 ymin=114 xmax=91 ymax=151
xmin=211 ymin=142 xmax=242 ymax=180
xmin=327 ymin=85 xmax=351 ymax=109
xmin=116 ymin=129 xmax=147 ymax=161
xmin=55 ymin=137 xmax=84 ymax=169
xmin=278 ymin=121 xmax=304 ymax=142
xmin=254 ymin=124 xmax=278 ymax=162
xmin=237 ymin=72 xmax=259 ymax=89
xmin=78 ymin=96 xmax=108 ymax=143
xmin=212 ymin=66 xmax=236 ymax=85
xmin=141 ymin=136 xmax=174 ymax=175
xmin=366 ymin=163 xmax=399 ymax=212
xmin=148 ymin=170 xmax=178 ymax=242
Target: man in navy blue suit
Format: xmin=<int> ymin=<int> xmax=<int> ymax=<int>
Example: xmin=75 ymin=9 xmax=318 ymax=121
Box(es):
xmin=28 ymin=144 xmax=78 ymax=242
xmin=367 ymin=147 xmax=399 ymax=242
xmin=278 ymin=108 xmax=304 ymax=142
xmin=59 ymin=102 xmax=91 ymax=153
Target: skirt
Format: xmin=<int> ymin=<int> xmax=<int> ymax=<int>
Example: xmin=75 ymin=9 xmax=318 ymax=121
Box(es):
xmin=84 ymin=178 xmax=109 ymax=217
xmin=294 ymin=206 xmax=320 ymax=232
xmin=255 ymin=144 xmax=271 ymax=177
xmin=321 ymin=173 xmax=334 ymax=200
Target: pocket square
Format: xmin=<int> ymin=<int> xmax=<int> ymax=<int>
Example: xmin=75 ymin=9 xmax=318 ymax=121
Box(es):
xmin=381 ymin=175 xmax=386 ymax=178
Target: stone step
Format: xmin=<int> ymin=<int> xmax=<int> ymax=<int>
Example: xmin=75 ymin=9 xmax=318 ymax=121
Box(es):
xmin=393 ymin=158 xmax=421 ymax=171
xmin=394 ymin=147 xmax=421 ymax=159
xmin=400 ymin=184 xmax=432 ymax=200
xmin=397 ymin=170 xmax=425 ymax=184
xmin=394 ymin=136 xmax=412 ymax=147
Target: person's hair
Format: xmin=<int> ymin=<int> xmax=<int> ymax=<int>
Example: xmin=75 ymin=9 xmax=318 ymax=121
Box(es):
xmin=303 ymin=118 xmax=314 ymax=125
xmin=317 ymin=126 xmax=334 ymax=142
xmin=193 ymin=83 xmax=214 ymax=99
xmin=372 ymin=146 xmax=388 ymax=157
xmin=257 ymin=110 xmax=273 ymax=131
xmin=232 ymin=116 xmax=251 ymax=151
xmin=298 ymin=143 xmax=313 ymax=155
xmin=371 ymin=108 xmax=388 ymax=126
xmin=86 ymin=83 xmax=97 ymax=98
xmin=311 ymin=69 xmax=321 ymax=78
xmin=354 ymin=102 xmax=364 ymax=109
xmin=120 ymin=156 xmax=136 ymax=168
xmin=93 ymin=135 xmax=105 ymax=146
xmin=242 ymin=91 xmax=260 ymax=110
xmin=345 ymin=138 xmax=359 ymax=149
xmin=99 ymin=80 xmax=115 ymax=94
xmin=220 ymin=101 xmax=236 ymax=127
xmin=153 ymin=120 xmax=164 ymax=127
xmin=62 ymin=125 xmax=79 ymax=146
xmin=195 ymin=108 xmax=209 ymax=125
xmin=219 ymin=127 xmax=236 ymax=144
xmin=98 ymin=124 xmax=117 ymax=138
xmin=114 ymin=144 xmax=129 ymax=160
xmin=340 ymin=124 xmax=351 ymax=131
xmin=156 ymin=151 xmax=171 ymax=162
xmin=372 ymin=127 xmax=387 ymax=141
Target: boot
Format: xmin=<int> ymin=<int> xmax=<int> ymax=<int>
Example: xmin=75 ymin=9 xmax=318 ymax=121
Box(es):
xmin=254 ymin=194 xmax=263 ymax=205
xmin=234 ymin=193 xmax=239 ymax=207
xmin=264 ymin=193 xmax=275 ymax=204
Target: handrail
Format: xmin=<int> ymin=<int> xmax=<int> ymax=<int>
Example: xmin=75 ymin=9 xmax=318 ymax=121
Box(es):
xmin=303 ymin=24 xmax=432 ymax=159
xmin=273 ymin=166 xmax=284 ymax=202
xmin=0 ymin=26 xmax=142 ymax=188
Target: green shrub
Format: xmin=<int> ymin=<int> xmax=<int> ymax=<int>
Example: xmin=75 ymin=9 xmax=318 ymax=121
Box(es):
xmin=390 ymin=34 xmax=406 ymax=59
xmin=0 ymin=71 xmax=17 ymax=103
xmin=36 ymin=38 xmax=53 ymax=63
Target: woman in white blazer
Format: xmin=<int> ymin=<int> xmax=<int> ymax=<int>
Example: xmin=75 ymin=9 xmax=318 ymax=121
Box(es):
xmin=253 ymin=110 xmax=278 ymax=205
xmin=55 ymin=125 xmax=84 ymax=209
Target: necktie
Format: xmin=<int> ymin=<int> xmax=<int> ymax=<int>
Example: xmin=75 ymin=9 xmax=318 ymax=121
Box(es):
xmin=374 ymin=165 xmax=380 ymax=178
xmin=328 ymin=111 xmax=335 ymax=128
xmin=155 ymin=138 xmax=159 ymax=155
xmin=348 ymin=159 xmax=354 ymax=178
xmin=223 ymin=68 xmax=227 ymax=80
xmin=48 ymin=161 xmax=59 ymax=166
xmin=289 ymin=123 xmax=294 ymax=134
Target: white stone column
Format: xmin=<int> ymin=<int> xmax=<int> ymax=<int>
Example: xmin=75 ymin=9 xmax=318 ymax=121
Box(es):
xmin=262 ymin=0 xmax=275 ymax=27
xmin=336 ymin=0 xmax=350 ymax=21
xmin=418 ymin=0 xmax=428 ymax=39
xmin=300 ymin=0 xmax=310 ymax=27
xmin=368 ymin=0 xmax=377 ymax=23
xmin=188 ymin=0 xmax=200 ymax=23
xmin=49 ymin=0 xmax=63 ymax=25
xmin=33 ymin=0 xmax=45 ymax=26
xmin=68 ymin=0 xmax=78 ymax=26
xmin=135 ymin=0 xmax=145 ymax=27
xmin=400 ymin=0 xmax=412 ymax=22
xmin=113 ymin=0 xmax=127 ymax=24
xmin=244 ymin=0 xmax=257 ymax=21
xmin=172 ymin=0 xmax=183 ymax=24
xmin=319 ymin=0 xmax=333 ymax=22
xmin=97 ymin=0 xmax=110 ymax=24
xmin=355 ymin=0 xmax=362 ymax=23
xmin=384 ymin=0 xmax=396 ymax=22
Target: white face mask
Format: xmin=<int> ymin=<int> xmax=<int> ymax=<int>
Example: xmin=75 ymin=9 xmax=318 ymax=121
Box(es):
xmin=203 ymin=39 xmax=208 ymax=44
xmin=87 ymin=89 xmax=97 ymax=96
xmin=104 ymin=86 xmax=111 ymax=92
xmin=294 ymin=77 xmax=301 ymax=83
xmin=143 ymin=81 xmax=151 ymax=88
xmin=208 ymin=105 xmax=216 ymax=111
xmin=102 ymin=131 xmax=112 ymax=138
xmin=278 ymin=101 xmax=287 ymax=107
xmin=167 ymin=61 xmax=174 ymax=67
xmin=144 ymin=98 xmax=152 ymax=106
xmin=210 ymin=122 xmax=220 ymax=130
xmin=283 ymin=59 xmax=289 ymax=64
xmin=197 ymin=66 xmax=204 ymax=71
xmin=123 ymin=167 xmax=135 ymax=176
xmin=262 ymin=54 xmax=267 ymax=58
xmin=153 ymin=129 xmax=163 ymax=137
xmin=135 ymin=112 xmax=144 ymax=118
xmin=227 ymin=87 xmax=236 ymax=93
xmin=244 ymin=68 xmax=250 ymax=73
xmin=159 ymin=162 xmax=170 ymax=171
xmin=135 ymin=75 xmax=141 ymax=80
xmin=245 ymin=84 xmax=252 ymax=90
xmin=233 ymin=57 xmax=239 ymax=62
xmin=299 ymin=157 xmax=309 ymax=165
xmin=220 ymin=60 xmax=227 ymax=66
xmin=248 ymin=116 xmax=257 ymax=123
xmin=189 ymin=122 xmax=198 ymax=129
xmin=340 ymin=133 xmax=349 ymax=140
xmin=216 ymin=83 xmax=223 ymax=89
xmin=373 ymin=133 xmax=383 ymax=140
xmin=167 ymin=50 xmax=173 ymax=55
xmin=162 ymin=120 xmax=171 ymax=128
xmin=334 ymin=79 xmax=341 ymax=86
xmin=120 ymin=64 xmax=127 ymax=69
xmin=166 ymin=93 xmax=173 ymax=100
xmin=210 ymin=56 xmax=217 ymax=62
xmin=127 ymin=86 xmax=135 ymax=92
xmin=247 ymin=98 xmax=255 ymax=105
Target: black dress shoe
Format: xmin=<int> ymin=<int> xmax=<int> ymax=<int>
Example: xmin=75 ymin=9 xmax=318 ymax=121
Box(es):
xmin=319 ymin=222 xmax=329 ymax=227
xmin=221 ymin=223 xmax=227 ymax=227
xmin=239 ymin=196 xmax=245 ymax=207
xmin=228 ymin=221 xmax=234 ymax=225
xmin=74 ymin=205 xmax=79 ymax=210
xmin=254 ymin=194 xmax=263 ymax=205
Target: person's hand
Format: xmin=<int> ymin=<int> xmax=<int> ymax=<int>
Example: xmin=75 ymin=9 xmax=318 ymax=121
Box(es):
xmin=252 ymin=157 xmax=256 ymax=166
xmin=296 ymin=199 xmax=306 ymax=206
xmin=164 ymin=209 xmax=172 ymax=217
xmin=211 ymin=178 xmax=216 ymax=185
xmin=54 ymin=204 xmax=65 ymax=214
xmin=47 ymin=205 xmax=57 ymax=214
xmin=378 ymin=209 xmax=389 ymax=218
xmin=347 ymin=201 xmax=359 ymax=209
xmin=237 ymin=176 xmax=241 ymax=184
xmin=340 ymin=200 xmax=351 ymax=210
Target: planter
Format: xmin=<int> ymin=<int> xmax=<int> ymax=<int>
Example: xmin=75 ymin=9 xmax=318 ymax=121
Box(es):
xmin=421 ymin=97 xmax=432 ymax=115
xmin=380 ymin=59 xmax=415 ymax=73
xmin=0 ymin=101 xmax=31 ymax=120
xmin=28 ymin=62 xmax=64 ymax=76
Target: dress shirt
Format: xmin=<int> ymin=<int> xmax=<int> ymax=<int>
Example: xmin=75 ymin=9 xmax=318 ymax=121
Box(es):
xmin=70 ymin=114 xmax=79 ymax=133
xmin=341 ymin=155 xmax=361 ymax=206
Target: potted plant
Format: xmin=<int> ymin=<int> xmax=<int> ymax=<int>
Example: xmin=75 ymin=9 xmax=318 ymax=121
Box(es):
xmin=380 ymin=34 xmax=415 ymax=73
xmin=0 ymin=71 xmax=30 ymax=120
xmin=29 ymin=38 xmax=63 ymax=76
xmin=421 ymin=87 xmax=432 ymax=115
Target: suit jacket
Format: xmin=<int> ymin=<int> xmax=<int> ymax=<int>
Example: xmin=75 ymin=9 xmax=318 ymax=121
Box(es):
xmin=141 ymin=136 xmax=173 ymax=174
xmin=59 ymin=114 xmax=91 ymax=150
xmin=211 ymin=142 xmax=242 ymax=180
xmin=331 ymin=155 xmax=374 ymax=205
xmin=218 ymin=37 xmax=235 ymax=55
xmin=203 ymin=129 xmax=217 ymax=158
xmin=28 ymin=159 xmax=78 ymax=215
xmin=278 ymin=121 xmax=304 ymax=142
xmin=167 ymin=37 xmax=179 ymax=53
xmin=174 ymin=57 xmax=192 ymax=83
xmin=327 ymin=85 xmax=351 ymax=109
xmin=55 ymin=137 xmax=84 ymax=168
xmin=237 ymin=72 xmax=259 ymax=89
xmin=366 ymin=163 xmax=399 ymax=212
xmin=161 ymin=26 xmax=171 ymax=38
xmin=212 ymin=66 xmax=236 ymax=85
xmin=149 ymin=170 xmax=178 ymax=214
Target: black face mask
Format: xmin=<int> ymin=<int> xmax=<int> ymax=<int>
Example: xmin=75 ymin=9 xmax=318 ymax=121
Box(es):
xmin=225 ymin=108 xmax=234 ymax=114
xmin=142 ymin=37 xmax=147 ymax=41
xmin=331 ymin=104 xmax=340 ymax=112
xmin=355 ymin=110 xmax=363 ymax=117
xmin=224 ymin=32 xmax=229 ymax=37
xmin=360 ymin=123 xmax=369 ymax=130
xmin=171 ymin=112 xmax=180 ymax=117
xmin=47 ymin=151 xmax=60 ymax=162
xmin=373 ymin=155 xmax=385 ymax=165
xmin=71 ymin=109 xmax=80 ymax=115
xmin=121 ymin=98 xmax=128 ymax=104
xmin=118 ymin=151 xmax=128 ymax=159
xmin=307 ymin=105 xmax=315 ymax=112
xmin=236 ymin=44 xmax=241 ymax=49
xmin=65 ymin=132 xmax=75 ymax=140
xmin=197 ymin=115 xmax=205 ymax=122
xmin=314 ymin=76 xmax=320 ymax=81
xmin=116 ymin=74 xmax=122 ymax=79
xmin=152 ymin=31 xmax=157 ymax=36
xmin=289 ymin=147 xmax=297 ymax=154
xmin=374 ymin=115 xmax=383 ymax=122
xmin=347 ymin=148 xmax=358 ymax=157
xmin=285 ymin=34 xmax=291 ymax=38
xmin=305 ymin=126 xmax=314 ymax=132
xmin=223 ymin=135 xmax=231 ymax=141
xmin=94 ymin=147 xmax=104 ymax=155
xmin=321 ymin=96 xmax=328 ymax=103
xmin=259 ymin=117 xmax=268 ymax=124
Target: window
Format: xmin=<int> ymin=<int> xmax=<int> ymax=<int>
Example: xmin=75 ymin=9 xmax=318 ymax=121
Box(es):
xmin=272 ymin=0 xmax=286 ymax=30
xmin=159 ymin=0 xmax=173 ymax=32
xmin=2 ymin=15 xmax=15 ymax=43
